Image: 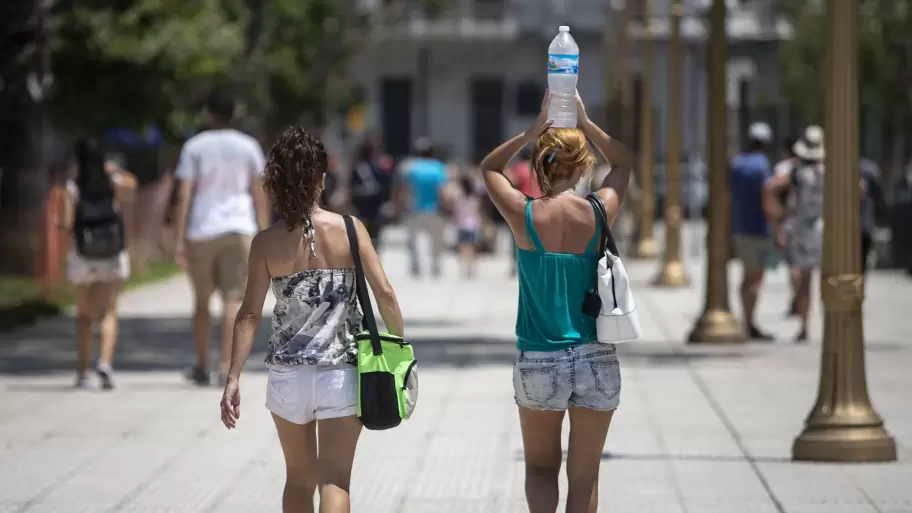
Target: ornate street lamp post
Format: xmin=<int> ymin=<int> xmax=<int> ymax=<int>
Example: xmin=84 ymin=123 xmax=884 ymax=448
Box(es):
xmin=687 ymin=0 xmax=743 ymax=342
xmin=792 ymin=0 xmax=896 ymax=462
xmin=633 ymin=0 xmax=658 ymax=259
xmin=652 ymin=0 xmax=688 ymax=287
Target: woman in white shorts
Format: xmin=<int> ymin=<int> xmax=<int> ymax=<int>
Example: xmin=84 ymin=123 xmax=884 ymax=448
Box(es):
xmin=63 ymin=138 xmax=136 ymax=390
xmin=220 ymin=128 xmax=404 ymax=513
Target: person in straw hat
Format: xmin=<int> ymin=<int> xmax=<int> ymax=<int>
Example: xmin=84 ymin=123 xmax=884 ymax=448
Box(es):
xmin=764 ymin=125 xmax=825 ymax=342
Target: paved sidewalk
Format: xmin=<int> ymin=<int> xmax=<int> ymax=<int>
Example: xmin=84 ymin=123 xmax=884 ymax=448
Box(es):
xmin=1 ymin=225 xmax=911 ymax=513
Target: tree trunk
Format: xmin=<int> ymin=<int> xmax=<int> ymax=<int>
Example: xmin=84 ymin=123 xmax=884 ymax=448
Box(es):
xmin=0 ymin=0 xmax=53 ymax=276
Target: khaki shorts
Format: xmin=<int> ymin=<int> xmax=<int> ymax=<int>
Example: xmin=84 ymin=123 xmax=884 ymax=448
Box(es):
xmin=188 ymin=233 xmax=252 ymax=301
xmin=733 ymin=235 xmax=772 ymax=270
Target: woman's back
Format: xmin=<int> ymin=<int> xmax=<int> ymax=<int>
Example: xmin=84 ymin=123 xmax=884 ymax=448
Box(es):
xmin=260 ymin=211 xmax=363 ymax=367
xmin=514 ymin=195 xmax=601 ymax=351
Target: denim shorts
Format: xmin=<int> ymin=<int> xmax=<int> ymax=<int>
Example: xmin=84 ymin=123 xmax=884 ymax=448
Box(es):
xmin=513 ymin=343 xmax=621 ymax=411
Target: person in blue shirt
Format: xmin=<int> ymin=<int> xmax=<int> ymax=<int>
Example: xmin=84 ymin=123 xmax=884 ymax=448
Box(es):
xmin=398 ymin=139 xmax=449 ymax=277
xmin=731 ymin=122 xmax=775 ymax=340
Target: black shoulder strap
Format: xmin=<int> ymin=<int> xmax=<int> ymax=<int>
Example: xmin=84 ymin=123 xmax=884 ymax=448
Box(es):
xmin=343 ymin=215 xmax=382 ymax=355
xmin=586 ymin=193 xmax=619 ymax=257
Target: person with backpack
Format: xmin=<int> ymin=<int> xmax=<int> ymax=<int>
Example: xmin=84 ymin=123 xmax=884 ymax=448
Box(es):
xmin=480 ymin=90 xmax=632 ymax=513
xmin=64 ymin=137 xmax=137 ymax=389
xmin=765 ymin=126 xmax=826 ymax=342
xmin=173 ymin=89 xmax=272 ymax=386
xmin=219 ymin=128 xmax=404 ymax=513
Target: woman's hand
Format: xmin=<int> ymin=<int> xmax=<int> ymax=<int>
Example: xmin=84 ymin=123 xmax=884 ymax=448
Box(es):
xmin=575 ymin=90 xmax=589 ymax=125
xmin=220 ymin=378 xmax=241 ymax=429
xmin=525 ymin=90 xmax=553 ymax=140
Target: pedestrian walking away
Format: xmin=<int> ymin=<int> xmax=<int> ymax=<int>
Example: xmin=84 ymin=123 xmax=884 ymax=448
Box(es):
xmin=480 ymin=89 xmax=633 ymax=513
xmin=765 ymin=125 xmax=826 ymax=342
xmin=730 ymin=122 xmax=775 ymax=341
xmin=173 ymin=89 xmax=272 ymax=386
xmin=397 ymin=139 xmax=449 ymax=278
xmin=220 ymin=128 xmax=404 ymax=513
xmin=859 ymin=157 xmax=884 ymax=276
xmin=772 ymin=136 xmax=801 ymax=317
xmin=349 ymin=136 xmax=394 ymax=250
xmin=453 ymin=174 xmax=482 ymax=278
xmin=63 ymin=137 xmax=137 ymax=390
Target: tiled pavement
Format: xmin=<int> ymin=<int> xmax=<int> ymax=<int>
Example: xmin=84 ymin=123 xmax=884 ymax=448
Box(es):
xmin=2 ymin=224 xmax=911 ymax=513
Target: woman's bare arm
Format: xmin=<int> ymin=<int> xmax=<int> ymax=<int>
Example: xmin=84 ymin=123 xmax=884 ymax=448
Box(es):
xmin=227 ymin=233 xmax=271 ymax=382
xmin=480 ymin=91 xmax=553 ymax=225
xmin=764 ymin=171 xmax=791 ymax=238
xmin=577 ymin=94 xmax=634 ymax=225
xmin=353 ymin=217 xmax=403 ymax=337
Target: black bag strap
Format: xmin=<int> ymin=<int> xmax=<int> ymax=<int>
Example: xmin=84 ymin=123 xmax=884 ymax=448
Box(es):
xmin=343 ymin=215 xmax=383 ymax=356
xmin=586 ymin=193 xmax=619 ymax=308
xmin=586 ymin=193 xmax=619 ymax=257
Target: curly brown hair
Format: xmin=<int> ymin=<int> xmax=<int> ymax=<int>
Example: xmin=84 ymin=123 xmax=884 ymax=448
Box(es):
xmin=263 ymin=127 xmax=328 ymax=230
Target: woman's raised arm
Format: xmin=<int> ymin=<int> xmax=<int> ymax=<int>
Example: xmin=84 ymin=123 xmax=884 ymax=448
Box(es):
xmin=577 ymin=93 xmax=634 ymax=225
xmin=480 ymin=91 xmax=553 ymax=225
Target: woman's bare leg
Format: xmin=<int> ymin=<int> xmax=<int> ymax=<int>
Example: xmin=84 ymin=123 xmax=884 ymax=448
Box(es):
xmin=316 ymin=416 xmax=362 ymax=513
xmin=796 ymin=268 xmax=812 ymax=341
xmin=96 ymin=280 xmax=122 ymax=368
xmin=566 ymin=406 xmax=614 ymax=513
xmin=273 ymin=414 xmax=318 ymax=513
xmin=74 ymin=284 xmax=94 ymax=380
xmin=518 ymin=406 xmax=565 ymax=513
xmin=459 ymin=242 xmax=476 ymax=278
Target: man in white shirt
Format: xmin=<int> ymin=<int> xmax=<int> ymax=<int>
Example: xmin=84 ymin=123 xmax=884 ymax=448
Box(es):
xmin=173 ymin=90 xmax=270 ymax=385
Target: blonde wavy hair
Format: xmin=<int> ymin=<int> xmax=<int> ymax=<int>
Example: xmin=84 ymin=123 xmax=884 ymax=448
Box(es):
xmin=531 ymin=128 xmax=596 ymax=196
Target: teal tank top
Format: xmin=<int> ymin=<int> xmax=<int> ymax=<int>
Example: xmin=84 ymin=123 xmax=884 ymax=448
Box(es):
xmin=515 ymin=199 xmax=601 ymax=352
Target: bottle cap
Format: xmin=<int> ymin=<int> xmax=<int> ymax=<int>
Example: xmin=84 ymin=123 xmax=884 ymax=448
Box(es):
xmin=559 ymin=26 xmax=570 ymax=32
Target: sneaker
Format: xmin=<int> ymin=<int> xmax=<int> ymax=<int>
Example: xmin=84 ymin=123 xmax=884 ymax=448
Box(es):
xmin=74 ymin=375 xmax=90 ymax=389
xmin=185 ymin=366 xmax=210 ymax=386
xmin=748 ymin=325 xmax=775 ymax=341
xmin=95 ymin=364 xmax=115 ymax=390
xmin=795 ymin=330 xmax=808 ymax=343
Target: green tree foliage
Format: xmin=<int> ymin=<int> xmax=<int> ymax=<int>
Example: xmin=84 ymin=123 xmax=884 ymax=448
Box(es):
xmin=776 ymin=0 xmax=912 ymax=124
xmin=51 ymin=0 xmax=445 ymax=140
xmin=52 ymin=0 xmax=246 ymax=137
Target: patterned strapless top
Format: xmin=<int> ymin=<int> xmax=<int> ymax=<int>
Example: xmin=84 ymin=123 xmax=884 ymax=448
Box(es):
xmin=265 ymin=268 xmax=362 ymax=367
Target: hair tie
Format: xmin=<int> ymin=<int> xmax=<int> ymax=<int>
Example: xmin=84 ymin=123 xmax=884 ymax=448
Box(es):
xmin=546 ymin=143 xmax=562 ymax=164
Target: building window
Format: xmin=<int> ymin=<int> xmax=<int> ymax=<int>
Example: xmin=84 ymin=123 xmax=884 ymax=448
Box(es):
xmin=515 ymin=81 xmax=544 ymax=117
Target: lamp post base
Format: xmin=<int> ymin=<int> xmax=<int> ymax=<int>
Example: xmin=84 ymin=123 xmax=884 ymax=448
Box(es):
xmin=652 ymin=260 xmax=689 ymax=287
xmin=633 ymin=237 xmax=659 ymax=259
xmin=688 ymin=309 xmax=745 ymax=343
xmin=793 ymin=425 xmax=896 ymax=462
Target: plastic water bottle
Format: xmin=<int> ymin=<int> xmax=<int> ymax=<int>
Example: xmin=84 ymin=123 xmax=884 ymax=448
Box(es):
xmin=547 ymin=26 xmax=579 ymax=128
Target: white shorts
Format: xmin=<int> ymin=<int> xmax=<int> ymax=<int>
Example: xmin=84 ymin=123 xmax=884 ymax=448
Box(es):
xmin=265 ymin=364 xmax=358 ymax=425
xmin=67 ymin=250 xmax=130 ymax=285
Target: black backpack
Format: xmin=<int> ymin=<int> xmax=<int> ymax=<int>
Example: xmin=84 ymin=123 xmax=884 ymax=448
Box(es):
xmin=73 ymin=195 xmax=125 ymax=259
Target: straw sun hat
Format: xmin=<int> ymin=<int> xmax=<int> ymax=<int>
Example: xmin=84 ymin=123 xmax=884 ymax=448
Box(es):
xmin=793 ymin=125 xmax=825 ymax=161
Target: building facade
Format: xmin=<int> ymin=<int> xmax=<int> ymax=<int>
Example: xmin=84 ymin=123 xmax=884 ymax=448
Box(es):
xmin=350 ymin=0 xmax=790 ymax=163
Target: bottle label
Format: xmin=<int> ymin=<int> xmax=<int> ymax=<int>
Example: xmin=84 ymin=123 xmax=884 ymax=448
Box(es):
xmin=548 ymin=53 xmax=579 ymax=75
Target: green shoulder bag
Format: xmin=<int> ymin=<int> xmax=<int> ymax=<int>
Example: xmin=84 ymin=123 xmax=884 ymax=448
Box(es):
xmin=344 ymin=215 xmax=418 ymax=430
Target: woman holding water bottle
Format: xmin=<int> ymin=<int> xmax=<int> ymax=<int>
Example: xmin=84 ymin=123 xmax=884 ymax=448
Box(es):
xmin=481 ymin=67 xmax=633 ymax=513
xmin=477 ymin=26 xmax=635 ymax=513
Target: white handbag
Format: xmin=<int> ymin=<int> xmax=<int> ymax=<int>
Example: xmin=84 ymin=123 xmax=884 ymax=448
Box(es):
xmin=586 ymin=194 xmax=641 ymax=343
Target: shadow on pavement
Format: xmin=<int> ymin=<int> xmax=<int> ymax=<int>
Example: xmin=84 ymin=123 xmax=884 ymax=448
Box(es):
xmin=510 ymin=449 xmax=790 ymax=465
xmin=0 ymin=314 xmax=746 ymax=375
